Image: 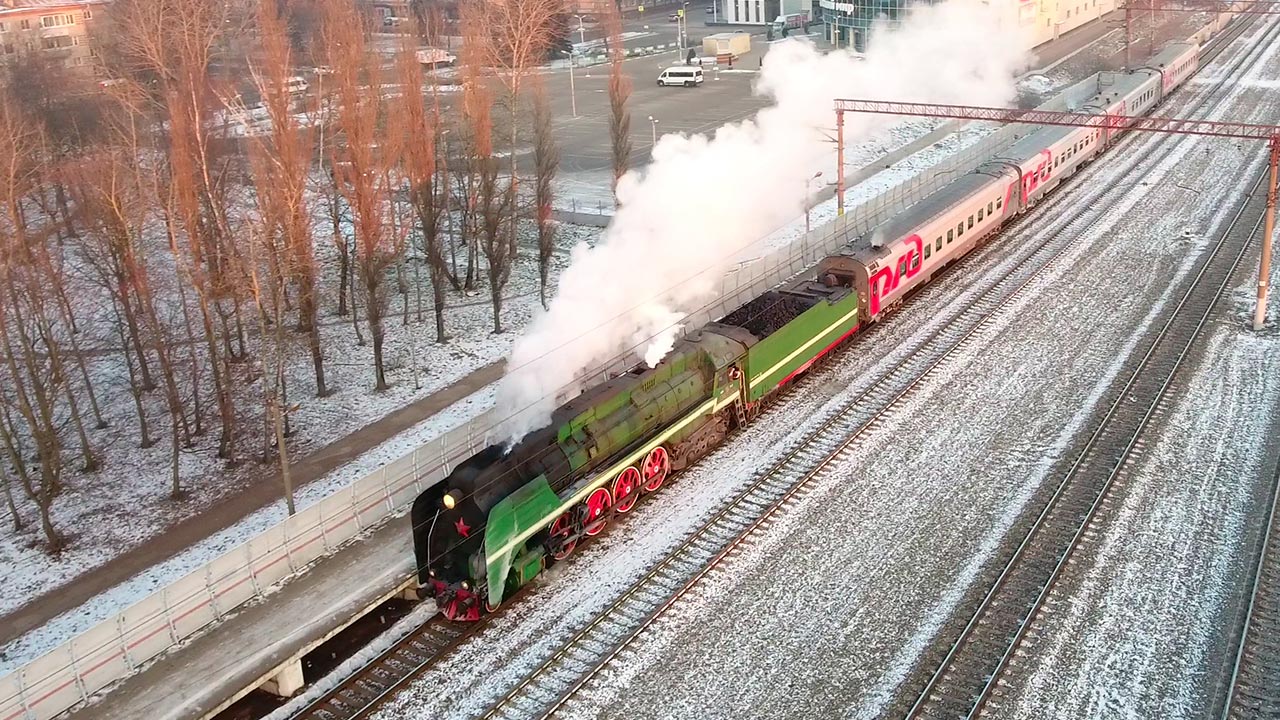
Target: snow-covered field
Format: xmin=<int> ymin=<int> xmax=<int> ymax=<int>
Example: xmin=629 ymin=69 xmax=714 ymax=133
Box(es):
xmin=367 ymin=19 xmax=1280 ymax=719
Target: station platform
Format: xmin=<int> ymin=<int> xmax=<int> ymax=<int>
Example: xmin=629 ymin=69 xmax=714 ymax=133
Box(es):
xmin=63 ymin=517 xmax=414 ymax=720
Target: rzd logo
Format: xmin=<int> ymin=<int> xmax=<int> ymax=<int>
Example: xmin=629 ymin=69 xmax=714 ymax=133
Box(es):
xmin=868 ymin=234 xmax=923 ymax=316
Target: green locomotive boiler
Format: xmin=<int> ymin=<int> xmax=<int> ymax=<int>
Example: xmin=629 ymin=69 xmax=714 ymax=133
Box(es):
xmin=412 ymin=259 xmax=862 ymax=620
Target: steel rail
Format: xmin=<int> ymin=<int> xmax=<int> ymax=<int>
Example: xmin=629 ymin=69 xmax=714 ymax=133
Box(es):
xmin=1220 ymin=446 xmax=1280 ymax=719
xmin=969 ymin=165 xmax=1269 ymax=719
xmin=905 ymin=18 xmax=1279 ymax=719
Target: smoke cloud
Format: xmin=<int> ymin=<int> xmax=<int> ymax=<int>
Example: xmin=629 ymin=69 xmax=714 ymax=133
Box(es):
xmin=496 ymin=0 xmax=1027 ymax=444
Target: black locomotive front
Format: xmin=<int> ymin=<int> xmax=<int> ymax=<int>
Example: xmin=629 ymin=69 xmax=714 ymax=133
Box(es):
xmin=411 ymin=427 xmax=569 ymax=620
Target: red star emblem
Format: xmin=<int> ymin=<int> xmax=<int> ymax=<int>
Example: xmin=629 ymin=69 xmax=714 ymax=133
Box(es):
xmin=455 ymin=517 xmax=471 ymax=538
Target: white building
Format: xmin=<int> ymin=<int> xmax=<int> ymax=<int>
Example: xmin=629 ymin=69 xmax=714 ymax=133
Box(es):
xmin=818 ymin=0 xmax=1115 ymax=52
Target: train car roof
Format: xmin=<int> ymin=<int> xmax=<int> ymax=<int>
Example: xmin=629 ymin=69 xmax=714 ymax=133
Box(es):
xmin=843 ymin=172 xmax=1001 ymax=264
xmin=1143 ymin=41 xmax=1198 ymax=70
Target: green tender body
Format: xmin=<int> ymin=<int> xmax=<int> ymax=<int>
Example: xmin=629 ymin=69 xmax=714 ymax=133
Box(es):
xmin=744 ymin=288 xmax=860 ymax=401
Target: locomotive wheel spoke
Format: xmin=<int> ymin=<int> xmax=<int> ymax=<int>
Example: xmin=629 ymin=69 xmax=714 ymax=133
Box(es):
xmin=583 ymin=487 xmax=613 ymax=536
xmin=614 ymin=467 xmax=642 ymax=513
xmin=642 ymin=446 xmax=672 ymax=492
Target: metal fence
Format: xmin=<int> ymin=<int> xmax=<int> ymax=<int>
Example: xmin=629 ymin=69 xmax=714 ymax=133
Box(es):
xmin=0 ymin=111 xmax=1034 ymax=720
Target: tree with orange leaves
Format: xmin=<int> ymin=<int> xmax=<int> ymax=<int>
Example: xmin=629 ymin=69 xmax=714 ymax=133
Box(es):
xmin=603 ymin=1 xmax=632 ymax=198
xmin=320 ymin=0 xmax=408 ymax=390
xmin=247 ymin=0 xmax=328 ymax=400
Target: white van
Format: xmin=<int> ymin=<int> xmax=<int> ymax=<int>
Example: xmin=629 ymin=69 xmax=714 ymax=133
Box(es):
xmin=657 ymin=66 xmax=704 ymax=87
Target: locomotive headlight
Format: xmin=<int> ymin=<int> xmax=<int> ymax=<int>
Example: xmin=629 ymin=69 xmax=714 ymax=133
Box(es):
xmin=428 ymin=568 xmax=436 ymax=577
xmin=460 ymin=581 xmax=470 ymax=591
xmin=442 ymin=489 xmax=460 ymax=510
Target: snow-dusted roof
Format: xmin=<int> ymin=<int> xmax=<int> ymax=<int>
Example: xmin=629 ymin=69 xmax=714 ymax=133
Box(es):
xmin=0 ymin=0 xmax=106 ymax=13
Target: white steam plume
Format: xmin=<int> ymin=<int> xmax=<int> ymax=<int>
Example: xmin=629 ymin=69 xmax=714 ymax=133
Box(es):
xmin=496 ymin=0 xmax=1027 ymax=444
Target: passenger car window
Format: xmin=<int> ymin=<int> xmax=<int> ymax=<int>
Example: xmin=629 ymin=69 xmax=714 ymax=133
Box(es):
xmin=947 ymin=230 xmax=954 ymax=243
xmin=936 ymin=237 xmax=943 ymax=250
xmin=967 ymin=216 xmax=974 ymax=229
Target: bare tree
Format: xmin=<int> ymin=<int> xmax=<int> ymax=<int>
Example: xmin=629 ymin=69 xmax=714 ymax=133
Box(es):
xmin=604 ymin=2 xmax=632 ymax=197
xmin=459 ymin=1 xmax=515 ymax=333
xmin=250 ymin=0 xmax=328 ymax=398
xmin=396 ymin=33 xmax=455 ymax=343
xmin=321 ymin=0 xmax=406 ymax=390
xmin=460 ymin=0 xmax=563 ymax=261
xmin=110 ymin=0 xmax=244 ymax=462
xmin=530 ymin=76 xmax=559 ymax=309
xmin=0 ymin=100 xmax=68 ymax=551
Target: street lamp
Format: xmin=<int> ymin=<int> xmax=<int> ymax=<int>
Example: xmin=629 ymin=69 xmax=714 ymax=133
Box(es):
xmin=805 ymin=171 xmax=823 ymax=234
xmin=568 ymin=50 xmax=578 ymax=118
xmin=648 ymin=115 xmax=659 ymax=146
xmin=680 ymin=2 xmax=689 ymax=57
xmin=566 ymin=15 xmax=586 ymax=119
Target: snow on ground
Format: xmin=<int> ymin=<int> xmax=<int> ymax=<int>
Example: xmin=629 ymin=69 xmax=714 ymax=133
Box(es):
xmin=0 ymin=221 xmax=599 ymax=642
xmin=369 ymin=23 xmax=1280 ymax=718
xmin=988 ymin=315 xmax=1280 ymax=720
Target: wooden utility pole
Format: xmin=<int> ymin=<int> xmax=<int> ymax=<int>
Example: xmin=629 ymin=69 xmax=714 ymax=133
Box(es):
xmin=1254 ymin=135 xmax=1280 ymax=330
xmin=1125 ymin=1 xmax=1133 ymax=67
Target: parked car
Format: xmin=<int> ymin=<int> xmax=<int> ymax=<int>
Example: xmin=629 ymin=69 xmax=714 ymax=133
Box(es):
xmin=668 ymin=12 xmax=680 ymax=21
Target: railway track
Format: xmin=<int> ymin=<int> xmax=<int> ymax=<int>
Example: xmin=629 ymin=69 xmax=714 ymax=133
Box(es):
xmin=288 ymin=616 xmax=473 ymax=720
xmin=902 ymin=158 xmax=1270 ymax=720
xmin=1220 ymin=457 xmax=1280 ymax=720
xmin=283 ymin=15 xmax=1267 ymax=720
xmin=468 ymin=19 xmax=1274 ymax=720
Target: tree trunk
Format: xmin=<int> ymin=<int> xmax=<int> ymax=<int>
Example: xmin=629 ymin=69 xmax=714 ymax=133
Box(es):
xmin=115 ymin=306 xmax=155 ymax=449
xmin=1 ymin=469 xmax=22 ymax=532
xmin=296 ymin=272 xmax=328 ymax=398
xmin=366 ymin=277 xmax=388 ymax=391
xmin=170 ymin=417 xmax=181 ymax=499
xmin=195 ymin=290 xmax=236 ymax=462
xmin=176 ymin=280 xmax=205 ymax=437
xmin=433 ymin=264 xmax=447 ymax=343
xmin=350 ymin=267 xmax=365 ymax=346
xmin=271 ymin=394 xmax=296 ymax=515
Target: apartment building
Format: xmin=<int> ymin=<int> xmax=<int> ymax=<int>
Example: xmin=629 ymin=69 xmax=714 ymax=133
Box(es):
xmin=0 ymin=0 xmax=105 ymax=71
